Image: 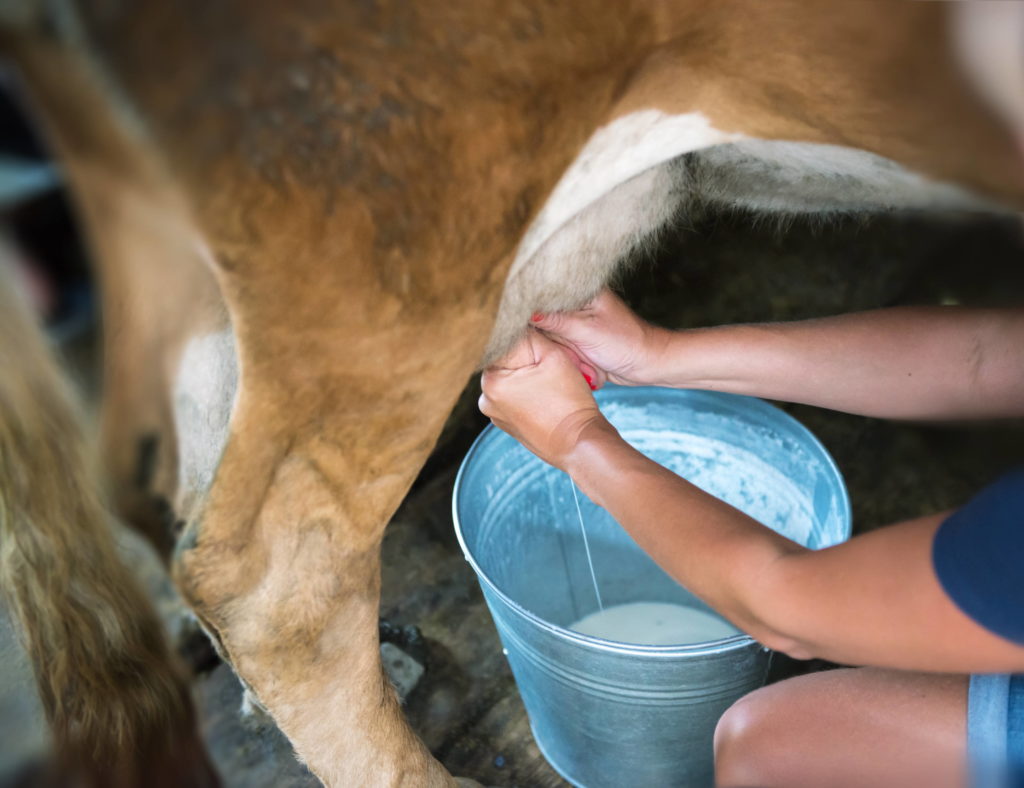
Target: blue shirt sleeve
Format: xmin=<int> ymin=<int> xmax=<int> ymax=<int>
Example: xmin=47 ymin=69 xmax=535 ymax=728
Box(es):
xmin=932 ymin=468 xmax=1024 ymax=646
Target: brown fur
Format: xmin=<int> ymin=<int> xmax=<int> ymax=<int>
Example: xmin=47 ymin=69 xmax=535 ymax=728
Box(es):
xmin=1 ymin=1 xmax=1023 ymax=786
xmin=0 ymin=263 xmax=218 ymax=785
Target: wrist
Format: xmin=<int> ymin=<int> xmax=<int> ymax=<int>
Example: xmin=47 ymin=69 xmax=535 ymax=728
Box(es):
xmin=563 ymin=418 xmax=635 ymax=505
xmin=622 ymin=325 xmax=675 ymax=387
xmin=560 ymin=412 xmax=616 ymax=461
xmin=640 ymin=324 xmax=758 ymax=391
xmin=638 ymin=326 xmax=697 ymax=388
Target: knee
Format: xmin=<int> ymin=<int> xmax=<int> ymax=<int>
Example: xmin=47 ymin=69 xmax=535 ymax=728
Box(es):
xmin=714 ymin=687 xmax=783 ymax=788
xmin=171 ymin=521 xmax=239 ymax=640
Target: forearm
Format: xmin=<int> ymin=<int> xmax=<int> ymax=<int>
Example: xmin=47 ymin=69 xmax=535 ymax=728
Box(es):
xmin=566 ymin=422 xmax=1024 ymax=671
xmin=566 ymin=421 xmax=808 ymax=647
xmin=764 ymin=513 xmax=1024 ymax=672
xmin=648 ymin=307 xmax=1024 ymax=419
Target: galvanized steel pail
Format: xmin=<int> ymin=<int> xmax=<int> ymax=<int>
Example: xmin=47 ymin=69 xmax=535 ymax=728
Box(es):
xmin=453 ymin=386 xmax=851 ymax=787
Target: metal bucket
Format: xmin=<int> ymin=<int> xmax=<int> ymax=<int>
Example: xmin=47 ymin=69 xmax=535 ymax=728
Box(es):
xmin=453 ymin=386 xmax=851 ymax=787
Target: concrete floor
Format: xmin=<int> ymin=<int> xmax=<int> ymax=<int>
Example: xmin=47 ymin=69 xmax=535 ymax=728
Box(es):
xmin=1 ymin=208 xmax=1022 ymax=786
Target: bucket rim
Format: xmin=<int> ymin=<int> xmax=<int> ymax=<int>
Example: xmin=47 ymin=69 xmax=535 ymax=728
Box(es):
xmin=452 ymin=386 xmax=852 ymax=657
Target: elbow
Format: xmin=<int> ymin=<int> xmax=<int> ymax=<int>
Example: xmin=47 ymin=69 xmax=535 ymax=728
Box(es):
xmin=750 ymin=625 xmax=817 ymax=661
xmin=727 ymin=606 xmax=818 ymax=660
xmin=729 ymin=573 xmax=819 ymax=660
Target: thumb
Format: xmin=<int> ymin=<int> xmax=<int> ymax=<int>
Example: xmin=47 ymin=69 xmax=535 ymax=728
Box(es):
xmin=529 ymin=291 xmax=607 ymax=339
xmin=529 ymin=309 xmax=568 ymax=334
xmin=490 ymin=330 xmax=541 ymax=371
xmin=525 ymin=328 xmax=577 ymax=364
xmin=491 ymin=327 xmax=579 ymax=372
xmin=530 ymin=309 xmax=593 ymax=346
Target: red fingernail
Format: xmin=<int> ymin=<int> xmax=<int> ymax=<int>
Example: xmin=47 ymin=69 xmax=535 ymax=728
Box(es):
xmin=530 ymin=312 xmax=543 ymax=322
xmin=582 ymin=372 xmax=596 ymax=390
xmin=588 ymin=382 xmax=597 ymax=390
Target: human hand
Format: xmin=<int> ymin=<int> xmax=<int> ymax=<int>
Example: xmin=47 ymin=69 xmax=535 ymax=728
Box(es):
xmin=530 ymin=289 xmax=670 ymax=389
xmin=479 ymin=329 xmax=614 ymax=471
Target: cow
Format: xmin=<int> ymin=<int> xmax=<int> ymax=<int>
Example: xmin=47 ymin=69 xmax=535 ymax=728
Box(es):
xmin=0 ymin=1 xmax=1022 ymax=786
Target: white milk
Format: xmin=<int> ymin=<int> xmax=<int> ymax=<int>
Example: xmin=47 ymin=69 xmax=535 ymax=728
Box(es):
xmin=570 ymin=602 xmax=740 ymax=645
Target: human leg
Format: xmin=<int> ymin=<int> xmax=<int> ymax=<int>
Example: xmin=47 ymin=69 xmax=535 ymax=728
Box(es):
xmin=714 ymin=667 xmax=968 ymax=788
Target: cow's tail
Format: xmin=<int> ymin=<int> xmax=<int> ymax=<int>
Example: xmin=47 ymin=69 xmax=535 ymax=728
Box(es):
xmin=0 ymin=263 xmax=216 ymax=785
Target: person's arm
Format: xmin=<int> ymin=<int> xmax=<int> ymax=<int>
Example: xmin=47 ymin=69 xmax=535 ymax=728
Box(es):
xmin=568 ymin=421 xmax=1024 ymax=673
xmin=648 ymin=307 xmax=1024 ymax=419
xmin=533 ymin=291 xmax=1024 ymax=420
xmin=480 ymin=331 xmax=1024 ymax=673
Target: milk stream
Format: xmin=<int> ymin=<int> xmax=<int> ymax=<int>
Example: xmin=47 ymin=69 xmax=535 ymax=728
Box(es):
xmin=566 ymin=474 xmax=739 ymax=645
xmin=571 ymin=601 xmax=740 ymax=645
xmin=569 ymin=476 xmax=604 ymax=611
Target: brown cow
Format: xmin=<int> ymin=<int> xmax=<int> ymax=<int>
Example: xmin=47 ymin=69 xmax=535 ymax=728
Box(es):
xmin=1 ymin=1 xmax=1022 ymax=786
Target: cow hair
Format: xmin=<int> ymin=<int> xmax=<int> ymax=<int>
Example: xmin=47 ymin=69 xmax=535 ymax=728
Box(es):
xmin=0 ymin=261 xmax=210 ymax=785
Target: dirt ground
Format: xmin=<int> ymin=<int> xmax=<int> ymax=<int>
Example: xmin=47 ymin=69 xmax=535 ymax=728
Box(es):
xmin=1 ymin=208 xmax=1022 ymax=787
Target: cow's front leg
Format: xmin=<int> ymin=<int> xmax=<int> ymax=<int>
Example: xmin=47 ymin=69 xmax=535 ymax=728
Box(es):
xmin=174 ymin=291 xmax=492 ymax=786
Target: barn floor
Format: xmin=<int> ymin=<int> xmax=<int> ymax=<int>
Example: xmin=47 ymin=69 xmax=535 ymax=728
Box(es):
xmin=2 ymin=208 xmax=1023 ymax=787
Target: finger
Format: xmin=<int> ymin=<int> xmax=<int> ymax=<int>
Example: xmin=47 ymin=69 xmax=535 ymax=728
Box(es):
xmin=590 ymin=288 xmax=622 ymax=312
xmin=533 ymin=303 xmax=596 ymax=330
xmin=527 ymin=328 xmax=584 ymax=364
xmin=528 ymin=311 xmax=565 ymax=337
xmin=550 ymin=337 xmax=579 ymax=363
xmin=554 ymin=341 xmax=594 ymax=384
xmin=543 ymin=333 xmax=607 ymax=390
xmin=564 ymin=288 xmax=614 ymax=317
xmin=530 ymin=288 xmax=623 ymax=331
xmin=479 ymin=368 xmax=501 ymax=399
xmin=490 ymin=331 xmax=540 ymax=371
xmin=537 ymin=341 xmax=602 ymax=400
xmin=477 ymin=392 xmax=492 ymax=417
xmin=577 ymin=359 xmax=602 ymax=391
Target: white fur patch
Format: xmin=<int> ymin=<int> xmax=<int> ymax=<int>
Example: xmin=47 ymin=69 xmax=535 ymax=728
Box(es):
xmin=172 ymin=330 xmax=239 ymax=520
xmin=485 ymin=110 xmax=741 ymax=361
xmin=689 ymin=139 xmax=986 ymax=214
xmin=484 ymin=108 xmax=995 ymax=363
xmin=512 ymin=110 xmax=742 ymax=269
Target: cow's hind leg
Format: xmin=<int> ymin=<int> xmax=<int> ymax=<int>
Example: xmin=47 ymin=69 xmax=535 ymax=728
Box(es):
xmin=171 ymin=210 xmax=501 ymax=785
xmin=5 ymin=13 xmax=490 ymax=784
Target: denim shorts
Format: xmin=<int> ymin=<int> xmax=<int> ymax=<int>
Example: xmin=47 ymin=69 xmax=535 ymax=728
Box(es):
xmin=968 ymin=673 xmax=1024 ymax=788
